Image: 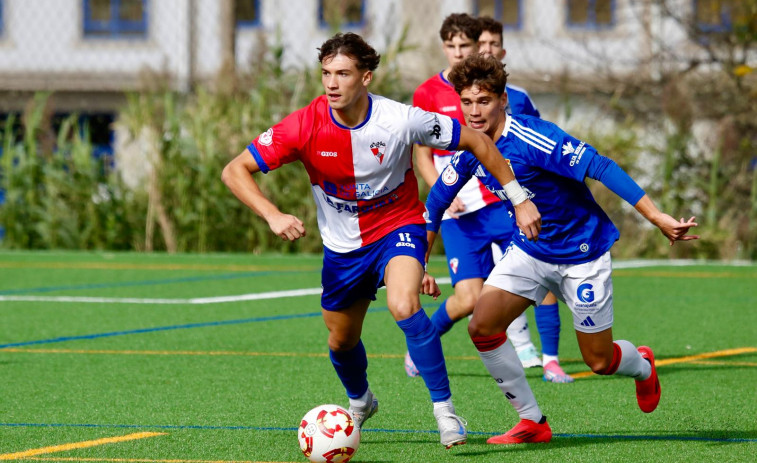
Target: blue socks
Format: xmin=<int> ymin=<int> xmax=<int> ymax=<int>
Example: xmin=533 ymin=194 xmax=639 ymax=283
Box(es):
xmin=398 ymin=309 xmax=451 ymax=402
xmin=535 ymin=303 xmax=560 ymax=356
xmin=329 ymin=340 xmax=369 ymax=399
xmin=430 ymin=300 xmax=455 ymax=335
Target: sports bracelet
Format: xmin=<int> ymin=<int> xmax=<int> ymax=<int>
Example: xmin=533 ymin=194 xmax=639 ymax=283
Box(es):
xmin=503 ymin=180 xmax=528 ymax=206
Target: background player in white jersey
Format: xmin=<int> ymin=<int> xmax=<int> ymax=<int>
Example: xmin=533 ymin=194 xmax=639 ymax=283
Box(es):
xmin=222 ymin=33 xmax=541 ymax=448
xmin=408 ymin=13 xmax=542 ymax=377
xmin=425 ymin=54 xmax=698 ymax=444
xmin=478 ymin=15 xmax=573 ymax=383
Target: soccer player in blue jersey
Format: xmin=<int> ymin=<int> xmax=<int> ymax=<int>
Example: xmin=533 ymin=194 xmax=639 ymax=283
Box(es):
xmin=425 ymin=54 xmax=699 ymax=444
xmin=478 ymin=15 xmax=573 ymax=383
xmin=409 ymin=13 xmax=543 ymax=377
xmin=477 ymin=16 xmax=541 ymax=118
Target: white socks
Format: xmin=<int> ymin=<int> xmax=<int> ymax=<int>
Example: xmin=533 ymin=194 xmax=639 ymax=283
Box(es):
xmin=506 ymin=312 xmax=533 ymax=350
xmin=478 ymin=339 xmax=543 ymax=422
xmin=614 ymin=340 xmax=652 ymax=380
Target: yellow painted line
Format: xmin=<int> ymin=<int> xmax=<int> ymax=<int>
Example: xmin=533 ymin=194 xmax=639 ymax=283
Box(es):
xmin=688 ymin=360 xmax=757 ymax=367
xmin=612 ymin=270 xmax=756 ymax=279
xmin=0 ymin=432 xmax=166 ymax=460
xmin=571 ymin=347 xmax=757 ymax=379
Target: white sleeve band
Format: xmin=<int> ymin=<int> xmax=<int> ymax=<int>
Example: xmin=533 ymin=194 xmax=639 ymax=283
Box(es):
xmin=503 ymin=180 xmax=528 ymax=206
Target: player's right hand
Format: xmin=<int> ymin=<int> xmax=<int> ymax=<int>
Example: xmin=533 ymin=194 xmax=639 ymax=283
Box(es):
xmin=513 ymin=199 xmax=541 ymax=241
xmin=268 ymin=213 xmax=306 ymax=241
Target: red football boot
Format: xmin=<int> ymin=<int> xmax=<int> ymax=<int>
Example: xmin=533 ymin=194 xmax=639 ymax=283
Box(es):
xmin=636 ymin=346 xmax=661 ymax=413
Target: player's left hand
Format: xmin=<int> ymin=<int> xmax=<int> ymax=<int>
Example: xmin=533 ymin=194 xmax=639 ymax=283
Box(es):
xmin=658 ymin=215 xmax=699 ymax=245
xmin=421 ymin=272 xmax=441 ymax=299
xmin=446 ymin=197 xmax=466 ymax=219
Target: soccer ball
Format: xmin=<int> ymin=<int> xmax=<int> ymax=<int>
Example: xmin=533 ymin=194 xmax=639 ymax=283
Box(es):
xmin=298 ymin=404 xmax=360 ymax=463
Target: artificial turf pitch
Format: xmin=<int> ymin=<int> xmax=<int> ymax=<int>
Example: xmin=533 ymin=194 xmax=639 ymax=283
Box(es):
xmin=0 ymin=250 xmax=755 ymax=462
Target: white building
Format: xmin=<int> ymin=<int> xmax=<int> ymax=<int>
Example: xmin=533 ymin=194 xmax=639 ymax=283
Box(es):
xmin=0 ymin=0 xmax=749 ymax=133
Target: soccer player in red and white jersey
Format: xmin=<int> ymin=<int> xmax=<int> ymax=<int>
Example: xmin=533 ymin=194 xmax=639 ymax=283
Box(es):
xmin=222 ymin=32 xmax=541 ymax=449
xmin=478 ymin=16 xmax=574 ymax=384
xmin=408 ymin=13 xmax=542 ymax=376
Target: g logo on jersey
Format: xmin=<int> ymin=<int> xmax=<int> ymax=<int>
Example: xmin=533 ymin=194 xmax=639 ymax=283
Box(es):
xmin=441 ymin=165 xmax=459 ymax=186
xmin=258 ymin=128 xmax=273 ymax=146
xmin=577 ymin=283 xmax=595 ymax=303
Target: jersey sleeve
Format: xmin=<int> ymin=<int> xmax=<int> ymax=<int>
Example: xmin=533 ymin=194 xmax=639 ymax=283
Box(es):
xmin=406 ymin=106 xmax=461 ymax=152
xmin=247 ymin=107 xmax=309 ymax=173
xmin=424 ymin=151 xmax=476 ymax=232
xmin=517 ymin=118 xmax=598 ymax=181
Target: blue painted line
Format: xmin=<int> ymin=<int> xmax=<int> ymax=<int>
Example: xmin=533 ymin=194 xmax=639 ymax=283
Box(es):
xmin=0 ymin=271 xmax=312 ymax=295
xmin=0 ymin=305 xmax=420 ymax=349
xmin=0 ymin=311 xmax=325 ymax=349
xmin=0 ymin=423 xmax=753 ymax=443
xmin=0 ymin=303 xmax=441 ymax=350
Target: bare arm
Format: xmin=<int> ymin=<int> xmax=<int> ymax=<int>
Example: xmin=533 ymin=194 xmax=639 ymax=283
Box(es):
xmin=634 ymin=195 xmax=699 ymax=245
xmin=456 ymin=125 xmax=542 ymax=240
xmin=221 ymin=149 xmax=306 ymax=241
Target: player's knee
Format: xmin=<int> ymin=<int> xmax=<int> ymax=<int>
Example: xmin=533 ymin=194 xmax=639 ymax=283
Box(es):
xmin=327 ymin=333 xmax=360 ymax=352
xmin=467 ymin=317 xmax=494 ymax=339
xmin=388 ymin=298 xmax=420 ymax=321
xmin=455 ymin=291 xmax=478 ymax=315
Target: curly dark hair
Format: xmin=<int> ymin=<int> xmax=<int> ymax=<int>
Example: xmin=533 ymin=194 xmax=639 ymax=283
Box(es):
xmin=318 ymin=32 xmax=381 ymax=71
xmin=439 ymin=13 xmax=482 ymax=42
xmin=448 ymin=54 xmax=508 ymax=96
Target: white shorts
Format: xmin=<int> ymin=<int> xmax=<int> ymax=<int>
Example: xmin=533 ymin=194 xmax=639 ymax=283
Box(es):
xmin=485 ymin=243 xmax=614 ymax=333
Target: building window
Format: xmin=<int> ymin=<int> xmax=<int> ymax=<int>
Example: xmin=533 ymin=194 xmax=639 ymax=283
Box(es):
xmin=236 ymin=0 xmax=260 ymax=28
xmin=474 ymin=0 xmax=523 ymax=30
xmin=83 ymin=0 xmax=147 ymax=38
xmin=319 ymin=0 xmax=364 ymax=29
xmin=694 ymin=0 xmax=747 ymax=33
xmin=567 ymin=0 xmax=615 ymax=29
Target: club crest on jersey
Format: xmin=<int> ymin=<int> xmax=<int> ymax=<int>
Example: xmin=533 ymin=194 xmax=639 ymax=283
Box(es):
xmin=370 ymin=141 xmax=386 ymax=164
xmin=258 ymin=128 xmax=273 ymax=146
xmin=562 ymin=140 xmax=587 ymax=166
xmin=441 ymin=164 xmax=459 ymax=185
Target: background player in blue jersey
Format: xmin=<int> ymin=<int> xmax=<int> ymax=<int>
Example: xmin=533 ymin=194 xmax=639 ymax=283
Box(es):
xmin=425 ymin=54 xmax=699 ymax=444
xmin=223 ymin=33 xmax=541 ymax=448
xmin=478 ymin=15 xmax=573 ymax=383
xmin=409 ymin=13 xmax=543 ymax=377
xmin=477 ymin=16 xmax=541 ymax=118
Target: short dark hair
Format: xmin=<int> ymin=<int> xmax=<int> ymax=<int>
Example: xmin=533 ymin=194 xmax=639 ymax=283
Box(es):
xmin=439 ymin=13 xmax=482 ymax=42
xmin=478 ymin=16 xmax=503 ymax=38
xmin=318 ymin=32 xmax=381 ymax=71
xmin=448 ymin=54 xmax=508 ymax=96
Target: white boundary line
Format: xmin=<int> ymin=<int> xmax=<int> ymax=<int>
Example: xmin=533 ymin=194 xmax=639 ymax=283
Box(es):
xmin=0 ymin=260 xmax=752 ymax=305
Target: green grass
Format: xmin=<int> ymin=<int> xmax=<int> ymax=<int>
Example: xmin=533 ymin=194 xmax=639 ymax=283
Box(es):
xmin=0 ymin=250 xmax=755 ymax=462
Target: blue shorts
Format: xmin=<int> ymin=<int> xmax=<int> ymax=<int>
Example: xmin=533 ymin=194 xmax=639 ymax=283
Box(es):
xmin=440 ymin=201 xmax=514 ymax=286
xmin=321 ymin=224 xmax=427 ymax=311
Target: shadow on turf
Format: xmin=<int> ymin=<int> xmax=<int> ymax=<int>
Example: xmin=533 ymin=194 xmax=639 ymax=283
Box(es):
xmin=364 ymin=429 xmax=757 ymax=450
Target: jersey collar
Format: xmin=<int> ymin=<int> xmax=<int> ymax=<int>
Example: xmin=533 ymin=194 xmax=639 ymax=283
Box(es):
xmin=329 ymin=94 xmax=374 ymax=131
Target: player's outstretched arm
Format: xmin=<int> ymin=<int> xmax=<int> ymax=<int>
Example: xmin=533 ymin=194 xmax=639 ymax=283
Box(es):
xmin=634 ymin=195 xmax=699 ymax=246
xmin=222 ymin=149 xmax=306 ymax=241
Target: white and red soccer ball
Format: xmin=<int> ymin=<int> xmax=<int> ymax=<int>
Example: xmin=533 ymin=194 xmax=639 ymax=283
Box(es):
xmin=298 ymin=404 xmax=360 ymax=463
